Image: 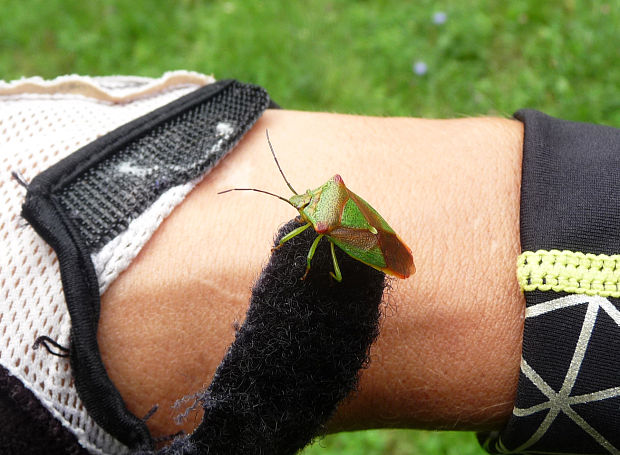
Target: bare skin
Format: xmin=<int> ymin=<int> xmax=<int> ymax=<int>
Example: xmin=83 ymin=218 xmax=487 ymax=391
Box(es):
xmin=98 ymin=109 xmax=525 ymax=439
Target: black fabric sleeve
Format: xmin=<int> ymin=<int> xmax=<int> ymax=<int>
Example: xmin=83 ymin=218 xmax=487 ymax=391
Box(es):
xmin=480 ymin=110 xmax=620 ymax=454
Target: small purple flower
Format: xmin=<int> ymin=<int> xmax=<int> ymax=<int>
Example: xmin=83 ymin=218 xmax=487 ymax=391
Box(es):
xmin=413 ymin=61 xmax=428 ymax=76
xmin=433 ymin=11 xmax=447 ymax=25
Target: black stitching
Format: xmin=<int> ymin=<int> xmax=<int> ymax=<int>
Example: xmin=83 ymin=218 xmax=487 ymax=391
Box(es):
xmin=142 ymin=405 xmax=159 ymax=422
xmin=11 ymin=170 xmax=29 ymax=189
xmin=32 ymin=336 xmax=70 ymax=358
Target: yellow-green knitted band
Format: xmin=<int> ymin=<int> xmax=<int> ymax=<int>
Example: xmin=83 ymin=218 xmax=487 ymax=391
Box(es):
xmin=518 ymin=249 xmax=620 ymax=297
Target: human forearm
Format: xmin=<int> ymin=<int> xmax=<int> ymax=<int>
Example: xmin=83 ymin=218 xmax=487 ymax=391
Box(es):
xmin=98 ymin=109 xmax=525 ymax=438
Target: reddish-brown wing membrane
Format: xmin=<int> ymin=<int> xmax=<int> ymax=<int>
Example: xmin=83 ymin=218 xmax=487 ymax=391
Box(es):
xmin=343 ymin=190 xmax=415 ymax=278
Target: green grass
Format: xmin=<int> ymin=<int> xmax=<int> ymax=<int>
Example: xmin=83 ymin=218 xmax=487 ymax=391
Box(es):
xmin=1 ymin=1 xmax=616 ymax=454
xmin=1 ymin=0 xmax=618 ymax=125
xmin=301 ymin=430 xmax=487 ymax=455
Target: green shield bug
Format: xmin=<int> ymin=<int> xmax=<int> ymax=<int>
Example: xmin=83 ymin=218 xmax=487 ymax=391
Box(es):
xmin=219 ymin=131 xmax=415 ymax=282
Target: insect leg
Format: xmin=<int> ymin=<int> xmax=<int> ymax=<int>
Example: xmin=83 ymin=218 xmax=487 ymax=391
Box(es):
xmin=328 ymin=241 xmax=342 ymax=282
xmin=272 ymin=222 xmax=312 ymax=251
xmin=301 ymin=234 xmax=324 ymax=280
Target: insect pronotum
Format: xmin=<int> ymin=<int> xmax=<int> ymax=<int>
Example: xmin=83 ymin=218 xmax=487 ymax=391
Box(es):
xmin=218 ymin=131 xmax=415 ymax=282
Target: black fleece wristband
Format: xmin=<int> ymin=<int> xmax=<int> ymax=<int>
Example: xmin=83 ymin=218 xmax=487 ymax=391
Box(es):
xmin=135 ymin=219 xmax=386 ymax=455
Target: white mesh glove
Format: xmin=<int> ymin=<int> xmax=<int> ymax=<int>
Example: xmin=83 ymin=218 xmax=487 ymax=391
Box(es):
xmin=0 ymin=72 xmax=215 ymax=455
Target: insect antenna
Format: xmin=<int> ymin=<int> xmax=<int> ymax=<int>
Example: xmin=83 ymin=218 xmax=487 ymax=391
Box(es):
xmin=266 ymin=130 xmax=298 ymax=195
xmin=217 ymin=188 xmax=295 ymax=207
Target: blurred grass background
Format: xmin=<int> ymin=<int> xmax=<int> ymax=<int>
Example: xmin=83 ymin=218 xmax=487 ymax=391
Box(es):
xmin=1 ymin=0 xmax=618 ymax=125
xmin=1 ymin=1 xmax=617 ymax=453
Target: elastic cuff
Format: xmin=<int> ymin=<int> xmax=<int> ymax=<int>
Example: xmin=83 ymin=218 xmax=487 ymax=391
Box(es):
xmin=480 ymin=111 xmax=620 ymax=454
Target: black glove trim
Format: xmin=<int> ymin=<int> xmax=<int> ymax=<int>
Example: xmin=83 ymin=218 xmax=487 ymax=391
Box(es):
xmin=21 ymin=79 xmax=271 ymax=450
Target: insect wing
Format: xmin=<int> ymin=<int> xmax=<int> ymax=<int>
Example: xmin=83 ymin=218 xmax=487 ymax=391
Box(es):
xmin=345 ymin=189 xmax=415 ymax=278
xmin=328 ymin=227 xmax=387 ymax=271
